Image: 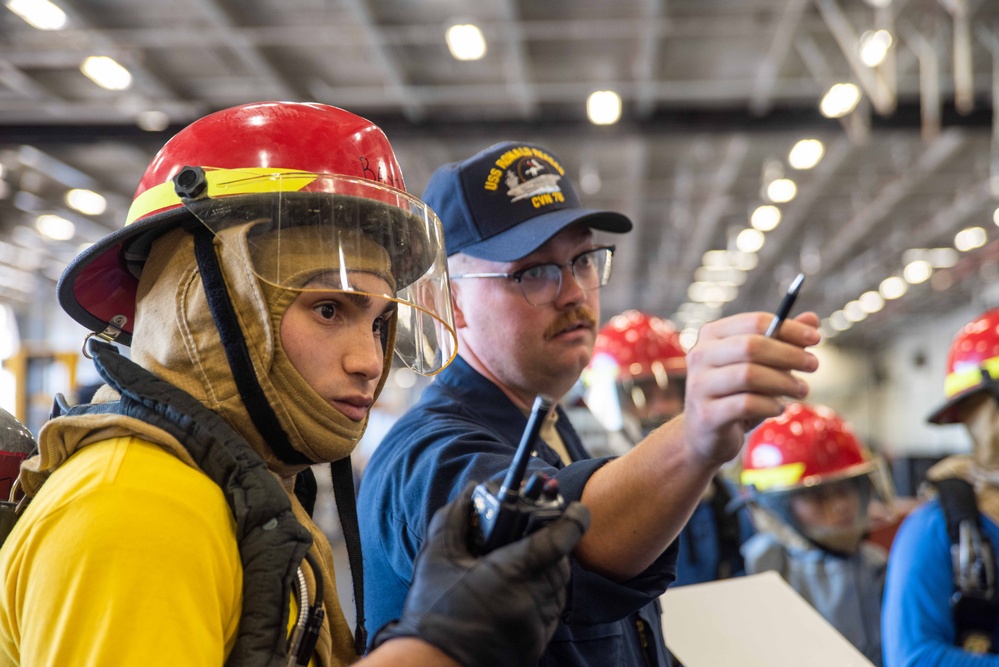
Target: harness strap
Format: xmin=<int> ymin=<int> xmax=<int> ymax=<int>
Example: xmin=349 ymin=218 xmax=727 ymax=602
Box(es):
xmin=934 ymin=477 xmax=999 ymax=654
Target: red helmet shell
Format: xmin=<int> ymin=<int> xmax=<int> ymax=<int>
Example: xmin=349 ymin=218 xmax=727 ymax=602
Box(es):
xmin=57 ymin=102 xmax=407 ymax=345
xmin=928 ymin=308 xmax=999 ymax=424
xmin=590 ymin=310 xmax=686 ymax=381
xmin=742 ymin=403 xmax=871 ymax=492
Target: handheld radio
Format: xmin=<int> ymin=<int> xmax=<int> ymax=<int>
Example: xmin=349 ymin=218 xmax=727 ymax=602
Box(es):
xmin=469 ymin=395 xmax=567 ymax=554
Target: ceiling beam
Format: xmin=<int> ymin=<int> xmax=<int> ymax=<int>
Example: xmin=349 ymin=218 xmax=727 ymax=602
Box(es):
xmin=497 ymin=0 xmax=538 ymax=119
xmin=340 ymin=0 xmax=423 ymax=122
xmin=750 ymin=0 xmax=812 ymax=116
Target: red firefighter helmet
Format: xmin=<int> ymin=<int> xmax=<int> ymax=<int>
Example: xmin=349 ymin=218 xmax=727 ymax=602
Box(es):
xmin=590 ymin=310 xmax=686 ymax=382
xmin=741 ymin=402 xmax=875 ymax=493
xmin=583 ymin=311 xmax=687 ymax=435
xmin=0 ymin=406 xmax=34 ymax=499
xmin=928 ymin=308 xmax=999 ymax=424
xmin=742 ymin=402 xmax=894 ymax=554
xmin=56 ymin=101 xmax=455 ymax=374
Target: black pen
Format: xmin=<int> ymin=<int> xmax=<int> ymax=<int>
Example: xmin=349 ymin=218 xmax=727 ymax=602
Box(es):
xmin=765 ymin=273 xmax=805 ymax=338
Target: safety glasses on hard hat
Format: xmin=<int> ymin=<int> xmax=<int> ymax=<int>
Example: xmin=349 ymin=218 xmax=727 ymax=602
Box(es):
xmin=170 ymin=166 xmax=457 ymax=375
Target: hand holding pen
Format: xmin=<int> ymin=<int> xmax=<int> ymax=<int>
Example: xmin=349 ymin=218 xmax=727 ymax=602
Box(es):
xmin=680 ymin=270 xmax=820 ymax=466
xmin=765 ymin=273 xmax=805 ymax=339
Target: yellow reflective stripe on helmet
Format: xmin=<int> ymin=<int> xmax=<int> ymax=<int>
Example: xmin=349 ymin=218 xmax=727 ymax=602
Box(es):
xmin=741 ymin=462 xmax=806 ymax=492
xmin=125 ymin=167 xmax=319 ymax=226
xmin=944 ymin=355 xmax=999 ymax=398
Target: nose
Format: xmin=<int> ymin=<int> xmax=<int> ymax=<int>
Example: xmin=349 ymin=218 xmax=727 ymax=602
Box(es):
xmin=553 ymin=264 xmax=586 ymax=308
xmin=343 ymin=327 xmax=384 ymax=381
xmin=821 ymin=487 xmax=857 ymax=521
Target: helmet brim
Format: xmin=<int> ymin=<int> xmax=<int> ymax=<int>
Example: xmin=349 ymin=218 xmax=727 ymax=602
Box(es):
xmin=926 ymin=385 xmax=985 ymax=424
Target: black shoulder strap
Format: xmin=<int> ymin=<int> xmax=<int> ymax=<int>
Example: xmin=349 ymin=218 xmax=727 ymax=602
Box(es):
xmin=192 ymin=226 xmax=311 ymax=467
xmin=936 ymin=478 xmax=981 ymax=543
xmin=934 ymin=477 xmax=999 ymax=654
xmin=294 ymin=468 xmax=318 ymax=517
xmin=331 ymin=458 xmax=367 ymax=654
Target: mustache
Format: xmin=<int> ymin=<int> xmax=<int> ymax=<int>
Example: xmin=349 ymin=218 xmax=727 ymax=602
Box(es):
xmin=543 ymin=306 xmax=598 ymax=340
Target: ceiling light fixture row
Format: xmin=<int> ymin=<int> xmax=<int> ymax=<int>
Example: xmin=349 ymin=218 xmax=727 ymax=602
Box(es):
xmin=671 ymin=137 xmax=826 ymax=344
xmin=821 ymin=233 xmax=988 ymax=338
xmin=444 ymin=21 xmax=623 ymax=126
xmin=7 ymin=0 xmax=177 ymax=133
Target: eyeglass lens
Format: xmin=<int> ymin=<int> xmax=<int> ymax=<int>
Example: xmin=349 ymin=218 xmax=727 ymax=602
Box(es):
xmin=519 ymin=247 xmax=613 ymax=305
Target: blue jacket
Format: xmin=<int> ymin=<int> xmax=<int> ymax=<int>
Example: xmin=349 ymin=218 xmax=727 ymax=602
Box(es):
xmin=673 ymin=477 xmax=754 ymax=587
xmin=882 ymin=501 xmax=999 ymax=666
xmin=358 ymin=356 xmax=675 ymax=666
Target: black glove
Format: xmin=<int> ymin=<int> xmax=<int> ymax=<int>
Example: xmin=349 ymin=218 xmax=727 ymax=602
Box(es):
xmin=372 ymin=484 xmax=590 ymax=667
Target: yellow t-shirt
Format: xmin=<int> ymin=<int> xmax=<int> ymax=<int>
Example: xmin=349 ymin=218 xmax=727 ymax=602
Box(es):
xmin=0 ymin=436 xmax=243 ymax=666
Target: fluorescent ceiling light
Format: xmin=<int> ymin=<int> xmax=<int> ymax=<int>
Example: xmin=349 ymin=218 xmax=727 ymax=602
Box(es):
xmin=766 ymin=178 xmax=797 ymax=203
xmin=736 ymin=228 xmax=765 ymax=253
xmin=844 ymin=300 xmax=867 ymax=322
xmin=36 ymin=214 xmax=75 ymax=241
xmin=445 ymin=24 xmax=487 ymax=61
xmin=137 ymin=110 xmax=170 ymax=132
xmin=65 ymin=188 xmax=106 ymax=215
xmin=587 ymin=90 xmax=622 ymax=125
xmin=955 ymin=226 xmax=986 ymax=252
xmin=859 ymin=30 xmax=893 ymax=68
xmin=788 ymin=139 xmax=824 ymax=170
xmin=820 ymin=83 xmax=861 ymax=118
xmin=858 ymin=290 xmax=884 ymax=313
xmin=80 ymin=56 xmax=132 ymax=91
xmin=750 ymin=205 xmax=781 ymax=231
xmin=829 ymin=310 xmax=851 ymax=331
xmin=903 ymin=260 xmax=932 ymax=284
xmin=6 ymin=0 xmax=66 ymax=30
xmin=879 ymin=276 xmax=907 ymax=300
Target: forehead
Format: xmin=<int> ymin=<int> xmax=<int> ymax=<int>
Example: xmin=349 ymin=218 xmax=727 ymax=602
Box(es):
xmin=303 ymin=270 xmax=393 ymax=294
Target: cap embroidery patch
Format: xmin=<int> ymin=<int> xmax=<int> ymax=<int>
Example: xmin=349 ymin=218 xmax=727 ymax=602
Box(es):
xmin=483 ymin=146 xmax=568 ymax=210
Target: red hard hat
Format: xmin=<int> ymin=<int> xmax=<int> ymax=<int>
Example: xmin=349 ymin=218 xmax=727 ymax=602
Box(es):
xmin=741 ymin=402 xmax=874 ymax=493
xmin=928 ymin=308 xmax=999 ymax=424
xmin=589 ymin=310 xmax=686 ymax=381
xmin=57 ymin=102 xmax=407 ymax=346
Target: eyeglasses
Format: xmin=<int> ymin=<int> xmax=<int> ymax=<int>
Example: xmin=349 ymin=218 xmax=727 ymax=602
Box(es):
xmin=451 ymin=245 xmax=615 ymax=306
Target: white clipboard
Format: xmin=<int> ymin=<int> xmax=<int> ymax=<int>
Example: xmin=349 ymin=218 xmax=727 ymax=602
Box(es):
xmin=660 ymin=571 xmax=876 ymax=667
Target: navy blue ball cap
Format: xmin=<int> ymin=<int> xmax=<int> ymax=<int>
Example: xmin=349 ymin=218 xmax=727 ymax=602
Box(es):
xmin=423 ymin=141 xmax=632 ymax=261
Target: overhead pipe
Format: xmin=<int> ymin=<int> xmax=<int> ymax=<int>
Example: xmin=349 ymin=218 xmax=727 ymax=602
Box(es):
xmin=975 ymin=25 xmax=999 ymax=198
xmin=942 ymin=0 xmax=975 ymax=114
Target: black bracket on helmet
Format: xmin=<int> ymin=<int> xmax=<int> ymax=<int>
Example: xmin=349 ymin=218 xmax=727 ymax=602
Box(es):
xmin=173 ymin=165 xmax=209 ymax=201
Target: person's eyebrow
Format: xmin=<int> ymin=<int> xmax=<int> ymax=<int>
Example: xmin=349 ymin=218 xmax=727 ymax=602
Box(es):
xmin=341 ymin=292 xmax=398 ymax=318
xmin=340 ymin=291 xmax=373 ymax=309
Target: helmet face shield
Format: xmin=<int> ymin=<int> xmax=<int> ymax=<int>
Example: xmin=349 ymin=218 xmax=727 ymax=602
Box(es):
xmin=175 ymin=168 xmax=457 ymax=375
xmin=753 ymin=470 xmax=888 ymax=554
